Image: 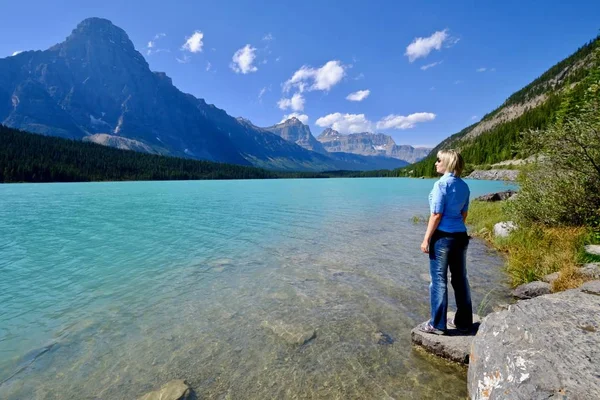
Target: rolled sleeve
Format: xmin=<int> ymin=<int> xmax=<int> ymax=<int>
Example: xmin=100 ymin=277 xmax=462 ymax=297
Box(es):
xmin=430 ymin=181 xmax=445 ymax=214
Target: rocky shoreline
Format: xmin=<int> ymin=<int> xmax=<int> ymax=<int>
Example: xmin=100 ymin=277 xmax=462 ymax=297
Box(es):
xmin=466 ymin=169 xmax=519 ymax=181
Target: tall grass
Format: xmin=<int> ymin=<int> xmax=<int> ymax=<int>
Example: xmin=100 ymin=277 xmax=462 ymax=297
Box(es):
xmin=468 ymin=201 xmax=593 ymax=290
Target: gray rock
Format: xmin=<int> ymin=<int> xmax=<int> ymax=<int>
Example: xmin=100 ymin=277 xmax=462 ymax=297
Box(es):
xmin=475 ymin=190 xmax=517 ymax=202
xmin=511 ymin=281 xmax=551 ymax=299
xmin=468 ymin=288 xmax=600 ymax=400
xmin=261 ymin=320 xmax=316 ymax=346
xmin=579 ymin=262 xmax=600 ymax=280
xmin=580 ymin=280 xmax=600 ymax=295
xmin=138 ymin=379 xmax=194 ymax=400
xmin=541 ymin=272 xmax=560 ymax=285
xmin=491 ymin=303 xmax=510 ymax=313
xmin=493 ymin=221 xmax=517 ymax=238
xmin=584 ymin=244 xmax=600 ymax=256
xmin=411 ymin=313 xmax=481 ymax=364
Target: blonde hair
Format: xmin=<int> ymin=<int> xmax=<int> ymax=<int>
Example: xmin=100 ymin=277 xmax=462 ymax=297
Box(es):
xmin=437 ymin=149 xmax=465 ymax=177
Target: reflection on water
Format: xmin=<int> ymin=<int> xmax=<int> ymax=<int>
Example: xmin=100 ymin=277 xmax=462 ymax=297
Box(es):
xmin=0 ymin=178 xmax=513 ymax=399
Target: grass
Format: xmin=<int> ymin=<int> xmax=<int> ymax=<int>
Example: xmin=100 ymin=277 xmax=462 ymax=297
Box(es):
xmin=468 ymin=201 xmax=595 ymax=290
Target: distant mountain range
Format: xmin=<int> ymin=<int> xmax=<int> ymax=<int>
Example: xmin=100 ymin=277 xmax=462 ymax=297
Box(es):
xmin=316 ymin=128 xmax=431 ymax=163
xmin=0 ymin=18 xmax=425 ymax=171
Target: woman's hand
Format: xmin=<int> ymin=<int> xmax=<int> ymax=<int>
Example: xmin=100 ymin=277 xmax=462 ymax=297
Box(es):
xmin=421 ymin=240 xmax=429 ymax=253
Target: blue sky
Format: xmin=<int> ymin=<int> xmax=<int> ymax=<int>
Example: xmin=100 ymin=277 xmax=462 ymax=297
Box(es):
xmin=2 ymin=0 xmax=599 ymax=147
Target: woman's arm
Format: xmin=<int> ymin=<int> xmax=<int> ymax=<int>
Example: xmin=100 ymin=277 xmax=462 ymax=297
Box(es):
xmin=421 ymin=213 xmax=442 ymax=253
xmin=462 ymin=211 xmax=468 ymax=223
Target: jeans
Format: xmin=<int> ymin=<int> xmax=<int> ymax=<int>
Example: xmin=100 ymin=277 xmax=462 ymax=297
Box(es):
xmin=429 ymin=230 xmax=473 ymax=331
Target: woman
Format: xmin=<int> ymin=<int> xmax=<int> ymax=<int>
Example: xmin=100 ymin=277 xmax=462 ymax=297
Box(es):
xmin=419 ymin=149 xmax=472 ymax=335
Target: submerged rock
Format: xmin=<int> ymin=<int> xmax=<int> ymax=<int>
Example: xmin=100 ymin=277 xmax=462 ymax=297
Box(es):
xmin=411 ymin=312 xmax=481 ymax=364
xmin=511 ymin=281 xmax=551 ymax=299
xmin=261 ymin=320 xmax=316 ymax=346
xmin=468 ymin=286 xmax=600 ymax=399
xmin=373 ymin=331 xmax=395 ymax=345
xmin=138 ymin=379 xmax=195 ymax=400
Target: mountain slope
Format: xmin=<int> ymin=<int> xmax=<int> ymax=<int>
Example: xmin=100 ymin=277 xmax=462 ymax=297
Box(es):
xmin=0 ymin=18 xmax=350 ymax=172
xmin=402 ymin=36 xmax=600 ymax=177
xmin=317 ymin=128 xmax=431 ymax=163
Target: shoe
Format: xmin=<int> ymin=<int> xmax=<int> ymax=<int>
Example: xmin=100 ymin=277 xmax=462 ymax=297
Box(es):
xmin=448 ymin=318 xmax=471 ymax=333
xmin=417 ymin=321 xmax=445 ymax=335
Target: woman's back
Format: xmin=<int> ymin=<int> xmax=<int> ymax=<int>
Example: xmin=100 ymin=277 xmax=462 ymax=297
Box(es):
xmin=428 ymin=172 xmax=470 ymax=233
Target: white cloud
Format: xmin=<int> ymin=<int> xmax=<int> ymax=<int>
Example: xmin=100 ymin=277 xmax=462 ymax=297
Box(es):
xmin=471 ymin=115 xmax=479 ymax=120
xmin=206 ymin=62 xmax=212 ymax=71
xmin=258 ymin=87 xmax=268 ymax=100
xmin=11 ymin=51 xmax=23 ymax=56
xmin=316 ymin=113 xmax=373 ymax=134
xmin=230 ymin=44 xmax=258 ymax=74
xmin=454 ymin=80 xmax=463 ymax=85
xmin=280 ymin=113 xmax=309 ymax=124
xmin=277 ymin=93 xmax=305 ymax=111
xmin=354 ymin=73 xmax=365 ymax=80
xmin=275 ymin=56 xmax=281 ymax=62
xmin=346 ymin=89 xmax=370 ymax=102
xmin=476 ymin=67 xmax=487 ymax=72
xmin=263 ymin=33 xmax=274 ymax=41
xmin=405 ymin=30 xmax=449 ymax=62
xmin=420 ymin=61 xmax=443 ymax=70
xmin=181 ymin=31 xmax=204 ymax=53
xmin=376 ymin=112 xmax=436 ymax=130
xmin=283 ymin=60 xmax=346 ymax=93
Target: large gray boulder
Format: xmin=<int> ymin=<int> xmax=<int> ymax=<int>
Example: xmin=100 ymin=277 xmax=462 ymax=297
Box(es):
xmin=468 ymin=284 xmax=600 ymax=399
xmin=411 ymin=313 xmax=481 ymax=364
xmin=138 ymin=380 xmax=195 ymax=400
xmin=511 ymin=281 xmax=551 ymax=299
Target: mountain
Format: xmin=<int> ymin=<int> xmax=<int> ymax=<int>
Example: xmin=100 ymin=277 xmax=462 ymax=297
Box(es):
xmin=403 ymin=36 xmax=600 ymax=177
xmin=0 ymin=18 xmax=366 ymax=172
xmin=316 ymin=128 xmax=431 ymax=163
xmin=263 ymin=117 xmax=328 ymax=154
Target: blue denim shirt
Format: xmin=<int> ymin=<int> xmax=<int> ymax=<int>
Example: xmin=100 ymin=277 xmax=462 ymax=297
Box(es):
xmin=428 ymin=172 xmax=470 ymax=233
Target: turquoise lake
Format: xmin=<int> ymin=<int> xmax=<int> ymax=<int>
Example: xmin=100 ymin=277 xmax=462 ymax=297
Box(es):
xmin=0 ymin=178 xmax=515 ymax=399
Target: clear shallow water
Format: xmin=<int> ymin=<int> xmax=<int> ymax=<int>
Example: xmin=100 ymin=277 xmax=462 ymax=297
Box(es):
xmin=0 ymin=178 xmax=514 ymax=399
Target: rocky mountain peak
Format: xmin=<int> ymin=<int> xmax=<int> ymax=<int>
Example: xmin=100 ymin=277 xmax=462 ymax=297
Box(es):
xmin=68 ymin=18 xmax=132 ymax=46
xmin=50 ymin=17 xmax=146 ymax=68
xmin=279 ymin=117 xmax=303 ymax=126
